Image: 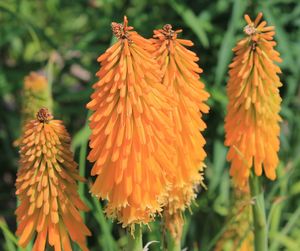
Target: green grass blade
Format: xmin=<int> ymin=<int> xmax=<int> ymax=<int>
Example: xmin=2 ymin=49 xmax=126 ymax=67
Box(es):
xmin=71 ymin=120 xmax=91 ymax=152
xmin=0 ymin=218 xmax=19 ymax=251
xmin=169 ymin=0 xmax=209 ymax=48
xmin=91 ymin=196 xmax=119 ymax=251
xmin=270 ymin=207 xmax=300 ymax=251
xmin=214 ymin=0 xmax=247 ymax=87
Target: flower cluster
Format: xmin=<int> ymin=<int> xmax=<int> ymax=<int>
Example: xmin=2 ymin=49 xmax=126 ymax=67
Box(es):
xmin=16 ymin=108 xmax=91 ymax=251
xmin=13 ymin=12 xmax=283 ymax=250
xmin=151 ymin=24 xmax=210 ymax=238
xmin=225 ymin=13 xmax=282 ymax=186
xmin=87 ymin=16 xmax=176 ymax=227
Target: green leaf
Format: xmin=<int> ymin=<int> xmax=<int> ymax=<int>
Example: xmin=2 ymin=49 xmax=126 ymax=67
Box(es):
xmin=214 ymin=0 xmax=247 ymax=87
xmin=169 ymin=0 xmax=210 ymax=48
xmin=71 ymin=123 xmax=91 ymax=152
xmin=0 ymin=219 xmax=19 ymax=251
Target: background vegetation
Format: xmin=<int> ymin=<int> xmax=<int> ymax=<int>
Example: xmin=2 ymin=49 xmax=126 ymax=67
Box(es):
xmin=1 ymin=0 xmax=300 ymax=250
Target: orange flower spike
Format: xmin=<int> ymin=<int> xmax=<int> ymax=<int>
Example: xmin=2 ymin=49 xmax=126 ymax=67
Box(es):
xmin=151 ymin=25 xmax=210 ymax=216
xmin=87 ymin=16 xmax=175 ymax=227
xmin=225 ymin=12 xmax=282 ymax=187
xmin=16 ymin=108 xmax=91 ymax=251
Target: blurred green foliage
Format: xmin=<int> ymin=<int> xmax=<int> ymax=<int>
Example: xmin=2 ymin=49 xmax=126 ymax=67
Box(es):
xmin=1 ymin=0 xmax=300 ymax=250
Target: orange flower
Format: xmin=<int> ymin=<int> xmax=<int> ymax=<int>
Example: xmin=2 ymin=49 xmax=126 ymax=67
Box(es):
xmin=16 ymin=108 xmax=91 ymax=251
xmin=225 ymin=13 xmax=282 ymax=187
xmin=151 ymin=24 xmax=210 ymax=228
xmin=86 ymin=17 xmax=175 ymax=227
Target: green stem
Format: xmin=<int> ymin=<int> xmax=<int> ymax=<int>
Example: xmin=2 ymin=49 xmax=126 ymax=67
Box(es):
xmin=166 ymin=230 xmax=181 ymax=251
xmin=78 ymin=140 xmax=87 ymax=222
xmin=249 ymin=172 xmax=268 ymax=251
xmin=127 ymin=225 xmax=143 ymax=251
xmin=163 ymin=209 xmax=183 ymax=251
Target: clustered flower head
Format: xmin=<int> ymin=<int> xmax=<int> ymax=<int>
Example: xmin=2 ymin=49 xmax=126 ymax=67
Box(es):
xmin=16 ymin=108 xmax=91 ymax=251
xmin=87 ymin=16 xmax=176 ymax=227
xmin=225 ymin=13 xmax=282 ymax=187
xmin=151 ymin=24 xmax=209 ymax=237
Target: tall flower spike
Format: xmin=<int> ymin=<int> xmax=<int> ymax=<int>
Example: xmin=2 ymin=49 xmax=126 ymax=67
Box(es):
xmin=87 ymin=16 xmax=175 ymax=227
xmin=225 ymin=13 xmax=282 ymax=187
xmin=151 ymin=24 xmax=210 ymax=238
xmin=16 ymin=108 xmax=91 ymax=251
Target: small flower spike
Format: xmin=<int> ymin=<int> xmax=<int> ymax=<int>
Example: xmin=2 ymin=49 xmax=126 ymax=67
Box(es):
xmin=16 ymin=108 xmax=91 ymax=251
xmin=225 ymin=13 xmax=283 ymax=187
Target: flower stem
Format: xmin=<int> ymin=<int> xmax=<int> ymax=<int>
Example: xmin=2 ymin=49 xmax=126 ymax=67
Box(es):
xmin=249 ymin=172 xmax=268 ymax=251
xmin=163 ymin=209 xmax=183 ymax=251
xmin=166 ymin=230 xmax=181 ymax=251
xmin=127 ymin=225 xmax=143 ymax=251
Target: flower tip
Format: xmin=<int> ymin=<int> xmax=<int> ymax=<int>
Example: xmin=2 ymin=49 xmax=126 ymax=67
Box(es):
xmin=257 ymin=12 xmax=263 ymax=19
xmin=161 ymin=24 xmax=177 ymax=39
xmin=163 ymin=24 xmax=173 ymax=32
xmin=111 ymin=16 xmax=131 ymax=40
xmin=254 ymin=12 xmax=263 ymax=26
xmin=244 ymin=14 xmax=252 ymax=25
xmin=36 ymin=107 xmax=53 ymax=122
xmin=267 ymin=171 xmax=276 ymax=180
xmin=254 ymin=166 xmax=262 ymax=176
xmin=123 ymin=15 xmax=128 ymax=25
